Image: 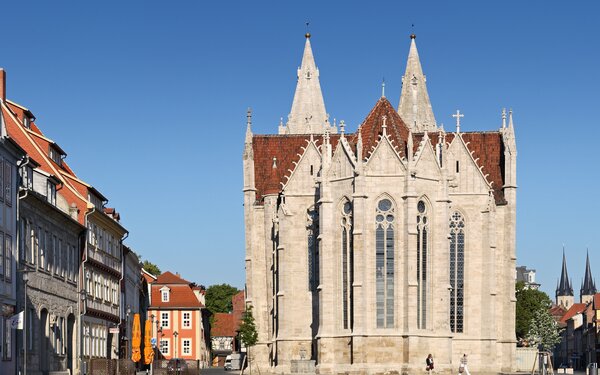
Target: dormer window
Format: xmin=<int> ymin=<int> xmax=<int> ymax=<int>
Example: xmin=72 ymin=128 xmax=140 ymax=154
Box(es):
xmin=49 ymin=147 xmax=63 ymax=166
xmin=161 ymin=287 xmax=170 ymax=302
xmin=20 ymin=166 xmax=33 ymax=189
xmin=23 ymin=116 xmax=31 ymax=129
xmin=47 ymin=180 xmax=56 ymax=205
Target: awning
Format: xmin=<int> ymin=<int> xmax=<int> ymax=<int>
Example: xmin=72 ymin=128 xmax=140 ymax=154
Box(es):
xmin=144 ymin=318 xmax=154 ymax=364
xmin=132 ymin=313 xmax=142 ymax=362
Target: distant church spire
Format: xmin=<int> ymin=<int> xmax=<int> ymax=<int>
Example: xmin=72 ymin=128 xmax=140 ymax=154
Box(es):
xmin=398 ymin=34 xmax=437 ymax=132
xmin=282 ymin=33 xmax=333 ymax=135
xmin=581 ymin=250 xmax=597 ymax=302
xmin=556 ymin=248 xmax=574 ymax=308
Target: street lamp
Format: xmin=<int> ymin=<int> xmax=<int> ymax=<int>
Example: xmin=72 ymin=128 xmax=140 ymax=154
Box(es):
xmin=173 ymin=331 xmax=178 ymax=359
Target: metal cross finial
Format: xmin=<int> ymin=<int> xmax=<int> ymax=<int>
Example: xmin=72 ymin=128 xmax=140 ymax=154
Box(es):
xmin=452 ymin=110 xmax=464 ymax=132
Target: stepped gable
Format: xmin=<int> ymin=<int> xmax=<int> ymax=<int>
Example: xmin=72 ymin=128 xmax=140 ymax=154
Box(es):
xmin=411 ymin=131 xmax=506 ymax=205
xmin=253 ymin=134 xmax=341 ymax=203
xmin=351 ymin=97 xmax=411 ymax=160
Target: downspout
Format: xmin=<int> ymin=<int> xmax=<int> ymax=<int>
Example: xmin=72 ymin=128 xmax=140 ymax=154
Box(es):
xmin=16 ymin=155 xmax=30 ymax=375
xmin=117 ymin=230 xmax=128 ymax=360
xmin=80 ymin=206 xmax=95 ymax=374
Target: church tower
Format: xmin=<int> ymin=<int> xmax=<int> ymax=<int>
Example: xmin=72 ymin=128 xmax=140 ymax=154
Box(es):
xmin=556 ymin=250 xmax=574 ymax=309
xmin=279 ymin=33 xmax=335 ymax=134
xmin=397 ymin=34 xmax=437 ymax=131
xmin=580 ymin=251 xmax=597 ymax=304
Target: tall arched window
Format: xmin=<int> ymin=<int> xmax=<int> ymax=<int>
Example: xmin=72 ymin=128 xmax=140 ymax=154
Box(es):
xmin=341 ymin=201 xmax=353 ymax=329
xmin=307 ymin=207 xmax=319 ymax=291
xmin=417 ymin=200 xmax=429 ymax=329
xmin=449 ymin=211 xmax=465 ymax=333
xmin=376 ymin=198 xmax=394 ymax=328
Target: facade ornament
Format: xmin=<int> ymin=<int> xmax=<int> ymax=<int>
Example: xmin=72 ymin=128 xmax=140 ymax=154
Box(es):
xmin=452 ymin=110 xmax=464 ymax=133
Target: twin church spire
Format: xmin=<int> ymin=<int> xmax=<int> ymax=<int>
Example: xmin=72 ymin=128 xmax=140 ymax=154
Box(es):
xmin=281 ymin=33 xmax=437 ymax=135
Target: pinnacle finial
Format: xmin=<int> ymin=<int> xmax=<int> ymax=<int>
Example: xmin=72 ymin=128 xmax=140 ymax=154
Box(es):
xmin=502 ymin=108 xmax=507 ymax=129
xmin=305 ymin=21 xmax=311 ymax=39
xmin=382 ymin=78 xmax=386 ymax=98
xmin=410 ymin=34 xmax=416 ymax=40
xmin=340 ymin=120 xmax=345 ymax=135
xmin=247 ymin=107 xmax=252 ymax=126
xmin=508 ymin=109 xmax=514 ymax=128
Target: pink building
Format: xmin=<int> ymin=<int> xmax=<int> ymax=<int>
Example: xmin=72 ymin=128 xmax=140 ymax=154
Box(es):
xmin=148 ymin=271 xmax=210 ymax=367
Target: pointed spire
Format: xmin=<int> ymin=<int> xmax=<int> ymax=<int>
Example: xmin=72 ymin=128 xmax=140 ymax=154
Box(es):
xmin=243 ymin=107 xmax=254 ymax=160
xmin=398 ymin=34 xmax=437 ymax=132
xmin=508 ymin=109 xmax=514 ymax=129
xmin=557 ymin=248 xmax=574 ymax=297
xmin=285 ymin=33 xmax=331 ymax=134
xmin=581 ymin=250 xmax=597 ymax=298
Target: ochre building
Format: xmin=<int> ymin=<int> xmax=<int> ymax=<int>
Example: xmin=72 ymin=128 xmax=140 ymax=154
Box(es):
xmin=243 ymin=34 xmax=517 ymax=375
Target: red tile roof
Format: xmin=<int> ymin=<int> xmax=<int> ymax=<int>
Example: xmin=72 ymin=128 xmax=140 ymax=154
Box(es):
xmin=350 ymin=97 xmax=410 ymax=160
xmin=560 ymin=303 xmax=587 ymax=324
xmin=155 ymin=271 xmax=191 ymax=285
xmin=251 ymin=97 xmax=507 ymax=206
xmin=212 ymin=313 xmax=236 ymax=337
xmin=150 ymin=284 xmax=203 ymax=308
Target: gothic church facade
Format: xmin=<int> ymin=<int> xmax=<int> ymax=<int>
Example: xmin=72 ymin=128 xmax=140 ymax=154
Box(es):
xmin=243 ymin=34 xmax=517 ymax=374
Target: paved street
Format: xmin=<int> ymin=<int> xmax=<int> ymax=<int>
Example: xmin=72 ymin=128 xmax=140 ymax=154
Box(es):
xmin=200 ymin=367 xmax=228 ymax=375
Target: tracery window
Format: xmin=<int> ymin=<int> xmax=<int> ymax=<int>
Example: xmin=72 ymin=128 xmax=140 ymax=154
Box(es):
xmin=341 ymin=201 xmax=353 ymax=329
xmin=307 ymin=207 xmax=319 ymax=291
xmin=417 ymin=200 xmax=429 ymax=329
xmin=376 ymin=198 xmax=394 ymax=328
xmin=449 ymin=211 xmax=465 ymax=333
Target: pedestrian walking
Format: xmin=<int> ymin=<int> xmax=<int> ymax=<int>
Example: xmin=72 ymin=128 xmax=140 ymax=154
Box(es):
xmin=426 ymin=354 xmax=434 ymax=374
xmin=459 ymin=354 xmax=471 ymax=375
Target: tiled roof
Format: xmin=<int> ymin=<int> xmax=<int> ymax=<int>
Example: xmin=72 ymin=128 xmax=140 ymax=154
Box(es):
xmin=150 ymin=284 xmax=203 ymax=308
xmin=250 ymin=97 xmax=506 ymax=205
xmin=350 ymin=97 xmax=410 ymax=160
xmin=252 ymin=134 xmax=340 ymax=202
xmin=155 ymin=271 xmax=191 ymax=285
xmin=212 ymin=313 xmax=236 ymax=337
xmin=560 ymin=303 xmax=587 ymax=324
xmin=594 ymin=293 xmax=600 ymax=309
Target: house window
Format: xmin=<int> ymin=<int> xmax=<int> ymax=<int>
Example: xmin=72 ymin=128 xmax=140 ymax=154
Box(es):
xmin=47 ymin=181 xmax=57 ymax=205
xmin=20 ymin=166 xmax=33 ymax=189
xmin=182 ymin=312 xmax=191 ymax=328
xmin=4 ymin=161 xmax=11 ymax=206
xmin=449 ymin=211 xmax=465 ymax=333
xmin=162 ymin=290 xmax=169 ymax=302
xmin=5 ymin=235 xmax=11 ymax=282
xmin=182 ymin=339 xmax=191 ymax=355
xmin=417 ymin=200 xmax=429 ymax=329
xmin=307 ymin=206 xmax=319 ymax=291
xmin=376 ymin=198 xmax=394 ymax=328
xmin=341 ymin=200 xmax=353 ymax=330
xmin=3 ymin=316 xmax=12 ymax=359
xmin=0 ymin=232 xmax=4 ymax=278
xmin=161 ymin=312 xmax=169 ymax=328
xmin=160 ymin=339 xmax=169 ymax=355
xmin=49 ymin=147 xmax=63 ymax=166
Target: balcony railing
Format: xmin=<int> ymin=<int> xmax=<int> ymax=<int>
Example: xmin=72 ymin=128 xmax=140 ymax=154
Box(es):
xmin=87 ymin=247 xmax=121 ymax=273
xmin=86 ymin=296 xmax=119 ymax=318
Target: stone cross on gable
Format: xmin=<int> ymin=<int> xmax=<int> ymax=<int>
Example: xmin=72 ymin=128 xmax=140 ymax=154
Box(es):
xmin=452 ymin=110 xmax=464 ymax=133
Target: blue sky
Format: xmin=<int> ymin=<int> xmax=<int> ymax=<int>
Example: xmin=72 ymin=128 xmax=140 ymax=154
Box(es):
xmin=1 ymin=1 xmax=599 ymax=297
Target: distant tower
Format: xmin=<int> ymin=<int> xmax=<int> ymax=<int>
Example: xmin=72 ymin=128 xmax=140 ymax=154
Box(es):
xmin=556 ymin=250 xmax=574 ymax=309
xmin=580 ymin=251 xmax=597 ymax=304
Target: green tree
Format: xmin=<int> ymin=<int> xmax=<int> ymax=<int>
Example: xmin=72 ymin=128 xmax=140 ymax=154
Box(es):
xmin=515 ymin=281 xmax=553 ymax=340
xmin=526 ymin=308 xmax=561 ymax=351
xmin=238 ymin=306 xmax=258 ymax=375
xmin=142 ymin=260 xmax=161 ymax=276
xmin=205 ymin=284 xmax=240 ymax=323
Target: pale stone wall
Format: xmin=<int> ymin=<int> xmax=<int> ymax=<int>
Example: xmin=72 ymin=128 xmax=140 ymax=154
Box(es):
xmin=244 ymin=128 xmax=516 ymax=374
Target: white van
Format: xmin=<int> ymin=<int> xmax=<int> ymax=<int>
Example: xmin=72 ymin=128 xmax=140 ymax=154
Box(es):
xmin=224 ymin=355 xmax=232 ymax=371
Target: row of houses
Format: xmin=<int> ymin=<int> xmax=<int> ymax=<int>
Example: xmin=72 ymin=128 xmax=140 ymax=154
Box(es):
xmin=0 ymin=69 xmax=210 ymax=374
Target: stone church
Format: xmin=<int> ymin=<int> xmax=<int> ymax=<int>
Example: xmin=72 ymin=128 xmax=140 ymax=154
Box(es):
xmin=243 ymin=33 xmax=517 ymax=374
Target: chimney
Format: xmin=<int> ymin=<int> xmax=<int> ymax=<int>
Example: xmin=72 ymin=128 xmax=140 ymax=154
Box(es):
xmin=0 ymin=69 xmax=5 ymax=102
